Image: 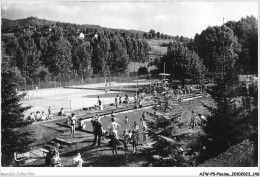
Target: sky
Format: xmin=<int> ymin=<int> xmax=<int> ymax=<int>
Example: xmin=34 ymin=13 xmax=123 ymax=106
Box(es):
xmin=1 ymin=1 xmax=258 ymax=38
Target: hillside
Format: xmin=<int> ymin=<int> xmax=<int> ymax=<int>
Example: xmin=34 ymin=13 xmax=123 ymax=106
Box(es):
xmin=1 ymin=16 xmax=143 ymax=36
xmin=146 ymin=39 xmax=171 ymax=56
xmin=2 ymin=17 xmax=174 ymax=73
xmin=128 ymin=39 xmax=173 ymax=72
xmin=2 ymin=17 xmax=55 ymax=28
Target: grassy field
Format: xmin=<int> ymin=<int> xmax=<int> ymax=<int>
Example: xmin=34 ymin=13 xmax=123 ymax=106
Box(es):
xmin=128 ymin=39 xmax=171 ymax=72
xmin=147 ymin=39 xmax=172 ymax=55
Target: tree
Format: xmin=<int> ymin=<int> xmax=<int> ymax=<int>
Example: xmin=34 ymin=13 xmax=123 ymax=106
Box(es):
xmin=42 ymin=32 xmax=73 ymax=78
xmin=143 ymin=32 xmax=148 ymax=39
xmin=91 ymin=34 xmax=110 ymax=76
xmin=4 ymin=36 xmax=17 ymax=58
xmin=108 ymin=36 xmax=129 ymax=75
xmin=161 ymin=42 xmax=205 ymax=87
xmin=160 ymin=33 xmax=164 ymax=39
xmin=14 ymin=34 xmax=41 ymax=80
xmin=199 ymin=66 xmax=247 ymax=161
xmin=193 ymin=25 xmax=241 ymax=75
xmin=137 ymin=40 xmax=150 ymax=63
xmin=138 ymin=66 xmax=149 ymax=75
xmin=124 ymin=36 xmax=134 ymax=61
xmin=1 ymin=66 xmax=33 ymax=166
xmin=226 ymin=16 xmax=258 ymax=74
xmin=156 ymin=32 xmax=161 ymax=39
xmin=131 ymin=37 xmax=139 ymax=62
xmin=149 ymin=29 xmax=156 ymax=38
xmin=146 ymin=93 xmax=192 ymax=166
xmin=72 ymin=41 xmax=93 ymax=77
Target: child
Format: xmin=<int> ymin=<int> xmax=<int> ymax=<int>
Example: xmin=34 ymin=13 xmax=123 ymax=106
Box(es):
xmin=50 ymin=150 xmax=62 ymax=167
xmin=58 ymin=108 xmax=65 ymax=116
xmin=132 ymin=122 xmax=139 ymax=145
xmin=125 ymin=95 xmax=129 ymax=108
xmin=134 ymin=94 xmax=137 ymax=103
xmin=48 ymin=106 xmax=52 ymax=115
xmin=142 ymin=126 xmax=148 ymax=146
xmin=122 ymin=130 xmax=129 ymax=155
xmin=189 ymin=110 xmax=196 ymax=129
xmin=119 ymin=96 xmax=122 ymax=105
xmin=124 ymin=116 xmax=129 ymax=124
xmin=111 ymin=111 xmax=115 ymax=118
xmin=111 ymin=133 xmax=118 ymax=157
xmin=131 ymin=131 xmax=138 ymax=153
xmin=73 ymin=152 xmax=84 ymax=167
xmin=29 ymin=112 xmax=35 ymax=121
xmin=128 ymin=130 xmax=132 ymax=140
xmin=41 ymin=111 xmax=47 ymax=121
xmin=115 ymin=95 xmax=119 ymax=109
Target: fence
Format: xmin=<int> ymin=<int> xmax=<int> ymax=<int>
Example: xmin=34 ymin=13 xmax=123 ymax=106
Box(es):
xmin=17 ymin=75 xmax=158 ymax=91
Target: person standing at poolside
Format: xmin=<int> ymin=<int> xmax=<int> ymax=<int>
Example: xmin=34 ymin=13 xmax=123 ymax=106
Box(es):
xmin=92 ymin=117 xmax=103 ymax=147
xmin=48 ymin=106 xmax=52 ymax=116
xmin=108 ymin=117 xmax=120 ymax=139
xmin=115 ymin=95 xmax=119 ymax=109
xmin=70 ymin=113 xmax=77 ymax=137
xmin=142 ymin=125 xmax=148 ymax=146
xmin=189 ymin=111 xmax=197 ymax=129
xmin=132 ymin=122 xmax=140 ymax=145
xmin=125 ymin=94 xmax=129 ymax=108
xmin=131 ymin=131 xmax=138 ymax=153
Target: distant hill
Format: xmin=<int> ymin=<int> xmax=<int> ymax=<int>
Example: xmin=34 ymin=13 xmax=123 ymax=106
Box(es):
xmin=1 ymin=16 xmax=105 ymax=32
xmin=1 ymin=16 xmax=144 ymax=35
xmin=2 ymin=17 xmax=55 ymax=28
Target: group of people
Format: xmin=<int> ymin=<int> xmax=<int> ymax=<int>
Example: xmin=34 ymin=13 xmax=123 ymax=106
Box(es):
xmin=88 ymin=111 xmax=149 ymax=156
xmin=115 ymin=94 xmax=130 ymax=109
xmin=27 ymin=106 xmax=53 ymax=122
xmin=133 ymin=91 xmax=146 ymax=109
xmin=45 ymin=145 xmax=84 ymax=167
xmin=95 ymin=92 xmax=146 ymax=111
xmin=66 ymin=113 xmax=85 ymax=137
xmin=189 ymin=110 xmax=207 ymax=129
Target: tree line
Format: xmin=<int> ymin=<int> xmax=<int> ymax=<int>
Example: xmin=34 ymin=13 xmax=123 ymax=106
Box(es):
xmin=2 ymin=22 xmax=151 ymax=82
xmin=143 ymin=29 xmax=191 ymax=43
xmin=150 ymin=15 xmax=257 ymax=86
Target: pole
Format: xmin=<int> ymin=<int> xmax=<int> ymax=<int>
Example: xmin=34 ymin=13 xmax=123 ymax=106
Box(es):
xmin=82 ymin=74 xmax=84 ymax=109
xmin=164 ymin=62 xmax=165 ymax=80
xmin=134 ymin=62 xmax=137 ymax=94
xmin=150 ymin=74 xmax=151 ymax=96
xmin=60 ymin=76 xmax=61 ymax=97
xmin=39 ymin=77 xmax=40 ymax=90
xmin=69 ymin=75 xmax=71 ymax=87
xmin=24 ymin=78 xmax=26 ymax=91
xmin=222 ymin=17 xmax=225 ymax=80
xmin=120 ymin=72 xmax=121 ymax=95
